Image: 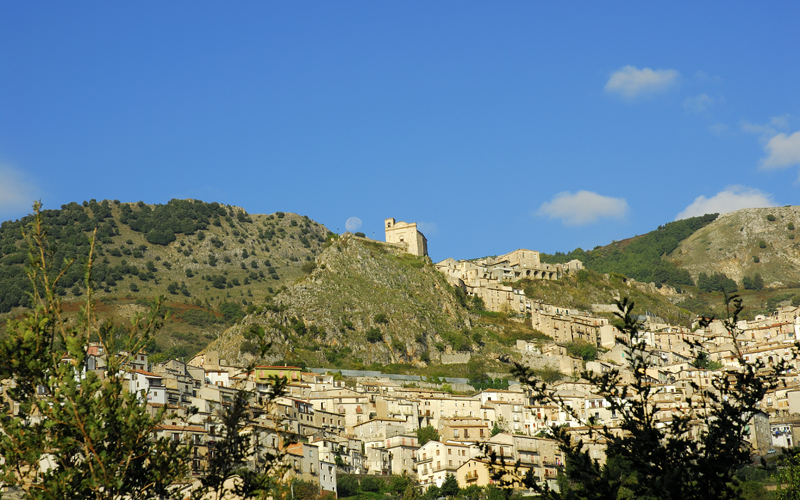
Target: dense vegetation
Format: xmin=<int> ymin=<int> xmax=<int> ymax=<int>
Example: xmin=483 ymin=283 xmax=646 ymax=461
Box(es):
xmin=1 ymin=199 xmax=332 ymax=367
xmin=541 ymin=213 xmax=718 ymax=286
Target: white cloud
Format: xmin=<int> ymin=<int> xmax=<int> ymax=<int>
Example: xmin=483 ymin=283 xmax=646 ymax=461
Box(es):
xmin=0 ymin=165 xmax=39 ymax=218
xmin=537 ymin=191 xmax=628 ymax=226
xmin=693 ymin=70 xmax=721 ymax=83
xmin=759 ymin=131 xmax=800 ymax=170
xmin=604 ymin=65 xmax=680 ymax=99
xmin=709 ymin=123 xmax=729 ymax=136
xmin=675 ymin=186 xmax=776 ymax=220
xmin=683 ymin=94 xmax=714 ymax=113
xmin=742 ymin=116 xmax=800 ymax=171
xmin=416 ymin=222 xmax=438 ymax=236
xmin=742 ymin=115 xmax=793 ymax=137
xmin=345 ymin=217 xmax=362 ymax=232
xmin=770 ymin=114 xmax=792 ymax=130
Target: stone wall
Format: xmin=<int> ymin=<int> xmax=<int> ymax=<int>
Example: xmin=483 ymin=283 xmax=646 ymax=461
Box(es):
xmin=441 ymin=353 xmax=471 ymax=364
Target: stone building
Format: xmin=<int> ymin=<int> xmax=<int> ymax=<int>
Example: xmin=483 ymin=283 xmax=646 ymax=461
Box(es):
xmin=434 ymin=249 xmax=582 ymax=313
xmin=385 ymin=218 xmax=428 ymax=257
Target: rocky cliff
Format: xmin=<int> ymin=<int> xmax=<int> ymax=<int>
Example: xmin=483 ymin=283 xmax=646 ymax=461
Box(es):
xmin=207 ymin=235 xmax=472 ymax=367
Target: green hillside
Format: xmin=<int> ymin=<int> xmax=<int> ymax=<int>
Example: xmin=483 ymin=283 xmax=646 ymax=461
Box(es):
xmin=541 ymin=213 xmax=719 ymax=287
xmin=205 ymin=234 xmax=550 ymax=379
xmin=0 ymin=199 xmax=330 ymax=360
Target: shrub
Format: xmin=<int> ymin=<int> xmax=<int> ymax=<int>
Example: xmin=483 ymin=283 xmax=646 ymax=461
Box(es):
xmin=758 ymin=240 xmax=767 ymax=248
xmin=354 ymin=232 xmax=365 ymax=237
xmin=337 ymin=475 xmax=359 ymax=497
xmin=753 ymin=255 xmax=760 ymax=263
xmin=300 ymin=261 xmax=317 ymax=274
xmin=360 ymin=476 xmax=382 ymax=493
xmin=391 ymin=339 xmax=405 ymax=353
xmin=789 ymin=222 xmax=795 ymax=231
xmin=565 ymin=340 xmax=598 ymax=361
xmin=374 ymin=313 xmax=389 ymax=324
xmin=767 ymin=214 xmax=777 ymax=222
xmin=218 ymin=301 xmax=244 ymax=323
xmin=180 ymin=309 xmax=218 ymax=326
xmin=366 ymin=328 xmax=383 ymax=343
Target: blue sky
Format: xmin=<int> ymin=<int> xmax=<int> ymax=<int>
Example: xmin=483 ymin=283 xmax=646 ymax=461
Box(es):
xmin=1 ymin=2 xmax=799 ymax=261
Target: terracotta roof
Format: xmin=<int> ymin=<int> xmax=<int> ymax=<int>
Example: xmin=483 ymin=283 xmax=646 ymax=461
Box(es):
xmin=286 ymin=443 xmax=304 ymax=456
xmin=156 ymin=424 xmax=206 ymax=432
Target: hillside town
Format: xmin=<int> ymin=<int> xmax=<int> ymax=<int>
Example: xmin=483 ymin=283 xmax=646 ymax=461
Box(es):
xmin=40 ymin=274 xmax=800 ymax=497
xmin=3 ymin=218 xmax=799 ymax=498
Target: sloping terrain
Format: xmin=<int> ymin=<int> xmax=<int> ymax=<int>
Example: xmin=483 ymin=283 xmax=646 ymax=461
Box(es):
xmin=0 ymin=199 xmax=330 ymax=359
xmin=207 ymin=235 xmax=475 ymax=367
xmin=541 ymin=213 xmax=719 ymax=287
xmin=666 ymin=206 xmax=800 ymax=286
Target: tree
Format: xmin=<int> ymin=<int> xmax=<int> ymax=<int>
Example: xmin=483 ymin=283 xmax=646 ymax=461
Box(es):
xmin=337 ymin=475 xmax=360 ymax=497
xmin=0 ymin=204 xmax=292 ymax=500
xmin=564 ymin=340 xmax=598 ymax=361
xmin=440 ymin=473 xmax=460 ymax=497
xmin=484 ymin=296 xmax=793 ymax=500
xmin=776 ymin=448 xmax=800 ymax=499
xmin=490 ymin=416 xmax=510 ymax=437
xmin=417 ymin=425 xmax=440 ymax=446
xmin=360 ymin=475 xmax=383 ymax=493
xmin=0 ymin=205 xmax=191 ymax=499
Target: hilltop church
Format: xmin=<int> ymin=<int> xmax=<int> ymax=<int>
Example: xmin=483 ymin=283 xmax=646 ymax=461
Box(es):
xmin=384 ymin=218 xmax=428 ymax=257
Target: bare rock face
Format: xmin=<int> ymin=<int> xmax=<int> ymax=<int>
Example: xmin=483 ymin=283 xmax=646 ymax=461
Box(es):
xmin=208 ymin=235 xmax=470 ymax=366
xmin=667 ymin=206 xmax=800 ymax=285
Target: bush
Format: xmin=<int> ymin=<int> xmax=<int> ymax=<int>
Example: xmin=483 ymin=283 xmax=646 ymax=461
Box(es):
xmin=180 ymin=309 xmax=218 ymax=326
xmin=753 ymin=255 xmax=760 ymax=263
xmin=360 ymin=476 xmax=383 ymax=493
xmin=759 ymin=240 xmax=767 ymax=249
xmin=789 ymin=222 xmax=795 ymax=231
xmin=337 ymin=475 xmax=359 ymax=498
xmin=374 ymin=313 xmax=389 ymax=324
xmin=354 ymin=232 xmax=365 ymax=238
xmin=218 ymin=301 xmax=244 ymax=323
xmin=698 ymin=272 xmax=738 ymax=294
xmin=767 ymin=214 xmax=777 ymax=221
xmin=300 ymin=261 xmax=317 ymax=274
xmin=565 ymin=340 xmax=598 ymax=361
xmin=366 ymin=328 xmax=383 ymax=343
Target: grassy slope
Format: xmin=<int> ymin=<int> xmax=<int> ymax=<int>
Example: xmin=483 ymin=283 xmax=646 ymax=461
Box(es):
xmin=517 ymin=269 xmax=693 ymax=326
xmin=0 ymin=201 xmax=330 ymax=360
xmin=667 ymin=205 xmax=800 ymax=285
xmin=206 ymin=236 xmax=474 ymax=367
